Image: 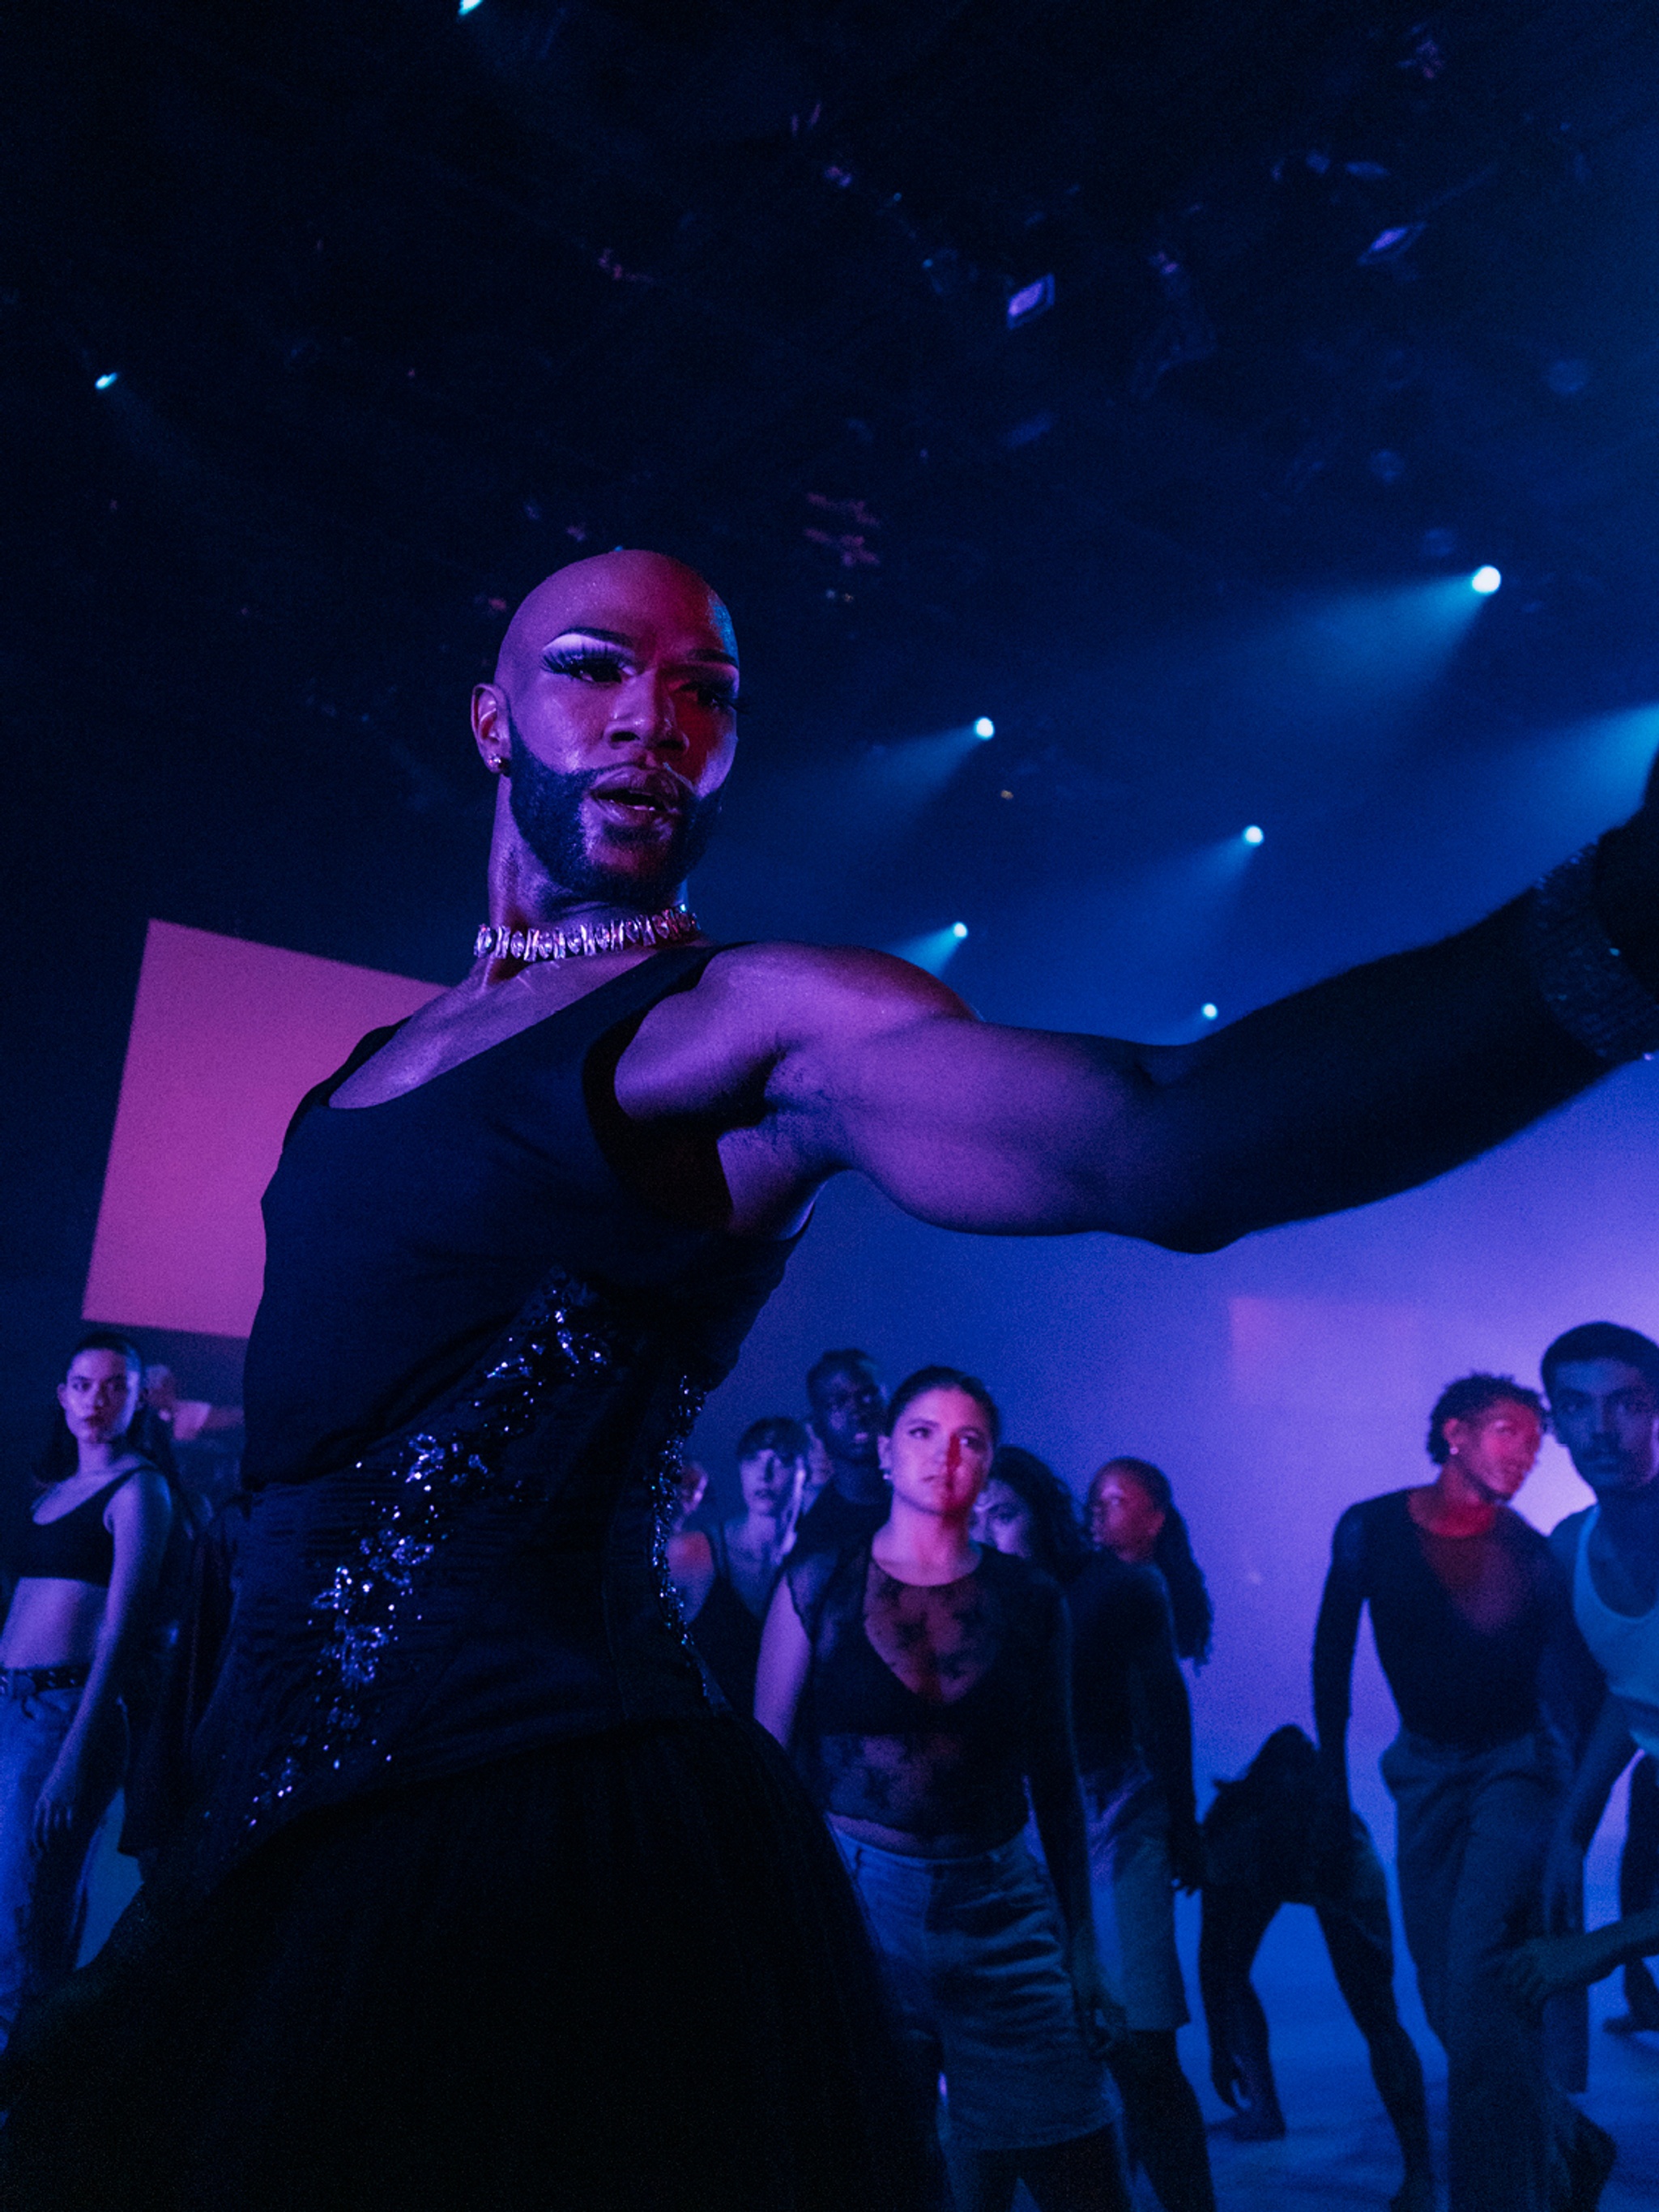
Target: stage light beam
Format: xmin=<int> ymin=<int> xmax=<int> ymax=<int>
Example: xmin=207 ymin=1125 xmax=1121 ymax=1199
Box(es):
xmin=1201 ymin=1004 xmax=1219 ymax=1022
xmin=889 ymin=925 xmax=970 ymax=977
xmin=94 ymin=372 xmax=119 ymax=390
xmin=1243 ymin=825 xmax=1264 ymax=846
xmin=1471 ymin=566 xmax=1502 ymax=595
xmin=974 ymin=718 xmax=996 ymax=739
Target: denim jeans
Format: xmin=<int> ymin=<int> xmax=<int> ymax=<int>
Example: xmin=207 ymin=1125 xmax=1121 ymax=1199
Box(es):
xmin=834 ymin=1826 xmax=1111 ymax=2153
xmin=0 ymin=1679 xmax=100 ymax=2046
xmin=1083 ymin=1764 xmax=1189 ymax=2031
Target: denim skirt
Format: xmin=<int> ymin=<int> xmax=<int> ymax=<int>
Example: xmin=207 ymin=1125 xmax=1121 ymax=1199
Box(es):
xmin=834 ymin=1827 xmax=1112 ymax=2153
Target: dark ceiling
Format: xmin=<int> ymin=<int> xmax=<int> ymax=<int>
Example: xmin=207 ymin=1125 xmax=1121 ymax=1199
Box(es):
xmin=6 ymin=0 xmax=1659 ymax=1403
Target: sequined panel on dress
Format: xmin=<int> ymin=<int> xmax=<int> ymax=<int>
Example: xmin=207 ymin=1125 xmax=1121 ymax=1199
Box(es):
xmin=243 ymin=1266 xmax=706 ymax=1839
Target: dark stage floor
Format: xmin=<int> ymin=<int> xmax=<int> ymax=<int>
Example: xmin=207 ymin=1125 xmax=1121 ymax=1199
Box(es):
xmin=78 ymin=1754 xmax=1659 ymax=2208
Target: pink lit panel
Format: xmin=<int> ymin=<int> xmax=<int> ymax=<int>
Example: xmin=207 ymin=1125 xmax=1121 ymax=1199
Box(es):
xmin=84 ymin=920 xmax=445 ymax=1341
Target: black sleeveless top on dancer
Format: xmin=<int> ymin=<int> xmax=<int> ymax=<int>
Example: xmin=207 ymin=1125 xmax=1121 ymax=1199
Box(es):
xmin=685 ymin=1524 xmax=767 ymax=1715
xmin=2 ymin=961 xmax=938 ymax=2212
xmin=153 ymin=947 xmax=799 ymax=1887
xmin=15 ymin=1470 xmax=141 ymax=1587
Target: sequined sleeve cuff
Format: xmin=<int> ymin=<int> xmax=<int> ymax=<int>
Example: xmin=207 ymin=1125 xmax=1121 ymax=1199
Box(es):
xmin=1526 ymin=841 xmax=1659 ymax=1065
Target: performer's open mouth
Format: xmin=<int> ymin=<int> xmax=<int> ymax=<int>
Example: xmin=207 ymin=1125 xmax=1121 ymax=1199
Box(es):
xmin=590 ymin=775 xmax=684 ymax=824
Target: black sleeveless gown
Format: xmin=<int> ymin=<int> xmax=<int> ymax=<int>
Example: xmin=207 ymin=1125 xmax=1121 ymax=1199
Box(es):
xmin=0 ymin=949 xmax=931 ymax=2212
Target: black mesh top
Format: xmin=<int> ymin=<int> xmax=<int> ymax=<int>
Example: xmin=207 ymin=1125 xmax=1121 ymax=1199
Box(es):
xmin=787 ymin=1541 xmax=1070 ymax=1853
xmin=1313 ymin=1489 xmax=1590 ymax=1752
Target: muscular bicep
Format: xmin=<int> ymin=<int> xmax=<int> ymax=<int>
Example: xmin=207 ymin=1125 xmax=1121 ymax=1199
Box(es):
xmin=775 ymin=996 xmax=1179 ymax=1240
xmin=638 ymin=883 xmax=1608 ymax=1251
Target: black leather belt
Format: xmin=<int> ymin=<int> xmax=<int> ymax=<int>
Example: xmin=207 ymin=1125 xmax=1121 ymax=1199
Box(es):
xmin=0 ymin=1664 xmax=91 ymax=1695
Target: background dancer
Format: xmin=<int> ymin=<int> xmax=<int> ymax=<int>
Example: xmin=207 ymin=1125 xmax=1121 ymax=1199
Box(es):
xmin=1072 ymin=1467 xmax=1212 ymax=2212
xmin=1198 ymin=1724 xmax=1432 ymax=2212
xmin=756 ymin=1367 xmax=1128 ymax=2212
xmin=794 ymin=1350 xmax=889 ymax=1558
xmin=10 ymin=545 xmax=1659 ymax=2207
xmin=1537 ymin=1326 xmax=1659 ymax=2037
xmin=1088 ymin=1460 xmax=1213 ymax=1668
xmin=1314 ymin=1375 xmax=1608 ymax=2211
xmin=0 ymin=1335 xmax=173 ymax=2050
xmin=669 ymin=1419 xmax=808 ymax=1711
xmin=970 ymin=1445 xmax=1095 ymax=1584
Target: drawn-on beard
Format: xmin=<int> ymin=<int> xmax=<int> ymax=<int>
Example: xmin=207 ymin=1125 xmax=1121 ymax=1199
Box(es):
xmin=505 ymin=714 xmax=721 ymax=911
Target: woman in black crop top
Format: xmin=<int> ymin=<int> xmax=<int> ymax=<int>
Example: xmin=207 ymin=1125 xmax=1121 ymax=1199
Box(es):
xmin=757 ymin=1367 xmax=1130 ymax=2212
xmin=0 ymin=1333 xmax=173 ymax=2048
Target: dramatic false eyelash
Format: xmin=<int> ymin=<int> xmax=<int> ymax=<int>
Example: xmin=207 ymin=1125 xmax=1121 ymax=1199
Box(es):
xmin=544 ymin=646 xmax=628 ymax=680
xmin=542 ymin=645 xmax=745 ymax=712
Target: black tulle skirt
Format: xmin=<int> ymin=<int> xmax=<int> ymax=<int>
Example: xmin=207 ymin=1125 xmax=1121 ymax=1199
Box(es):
xmin=0 ymin=1715 xmax=933 ymax=2212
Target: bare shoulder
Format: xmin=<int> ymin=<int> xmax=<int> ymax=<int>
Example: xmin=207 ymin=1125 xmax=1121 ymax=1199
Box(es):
xmin=619 ymin=940 xmax=975 ymax=1119
xmin=108 ymin=1463 xmax=173 ymax=1529
xmin=694 ymin=940 xmax=975 ymax=1044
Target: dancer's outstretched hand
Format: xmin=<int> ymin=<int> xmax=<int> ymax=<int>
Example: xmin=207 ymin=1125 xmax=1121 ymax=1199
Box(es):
xmin=1504 ymin=1927 xmax=1623 ymax=2013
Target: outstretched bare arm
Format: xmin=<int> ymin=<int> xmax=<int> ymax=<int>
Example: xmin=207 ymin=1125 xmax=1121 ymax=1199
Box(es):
xmin=623 ymin=808 xmax=1659 ymax=1248
xmin=804 ymin=892 xmax=1609 ymax=1251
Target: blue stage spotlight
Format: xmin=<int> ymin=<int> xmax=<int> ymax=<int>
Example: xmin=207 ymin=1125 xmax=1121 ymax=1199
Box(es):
xmin=889 ymin=925 xmax=970 ymax=977
xmin=1201 ymin=1004 xmax=1219 ymax=1022
xmin=94 ymin=372 xmax=119 ymax=390
xmin=458 ymin=0 xmax=484 ymax=14
xmin=1471 ymin=565 xmax=1502 ymax=595
xmin=848 ymin=721 xmax=1001 ymax=823
xmin=1243 ymin=824 xmax=1264 ymax=846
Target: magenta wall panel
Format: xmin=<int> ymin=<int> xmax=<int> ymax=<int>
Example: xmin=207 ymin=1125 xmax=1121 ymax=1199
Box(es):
xmin=83 ymin=920 xmax=444 ymax=1342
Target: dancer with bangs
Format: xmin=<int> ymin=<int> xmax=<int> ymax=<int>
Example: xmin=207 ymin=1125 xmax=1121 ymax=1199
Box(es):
xmin=757 ymin=1370 xmax=1128 ymax=2212
xmin=669 ymin=1418 xmax=808 ymax=1711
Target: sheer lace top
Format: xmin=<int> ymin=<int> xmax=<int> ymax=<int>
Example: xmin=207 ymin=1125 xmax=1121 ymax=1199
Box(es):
xmin=786 ymin=1542 xmax=1068 ymax=1852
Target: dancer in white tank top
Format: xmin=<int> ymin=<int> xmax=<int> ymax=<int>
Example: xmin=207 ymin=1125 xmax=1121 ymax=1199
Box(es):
xmin=1509 ymin=1328 xmax=1659 ymax=2036
xmin=1572 ymin=1511 xmax=1659 ymax=1757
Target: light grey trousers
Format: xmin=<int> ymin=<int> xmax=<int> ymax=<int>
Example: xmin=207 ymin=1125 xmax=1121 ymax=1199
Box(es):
xmin=1381 ymin=1728 xmax=1584 ymax=2212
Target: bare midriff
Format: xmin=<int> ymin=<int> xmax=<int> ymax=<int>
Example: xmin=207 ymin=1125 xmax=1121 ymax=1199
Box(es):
xmin=0 ymin=1579 xmax=106 ymax=1669
xmin=827 ymin=1809 xmax=1017 ymax=1859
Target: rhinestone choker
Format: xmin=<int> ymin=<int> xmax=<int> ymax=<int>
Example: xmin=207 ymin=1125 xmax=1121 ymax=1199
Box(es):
xmin=474 ymin=904 xmax=700 ymax=965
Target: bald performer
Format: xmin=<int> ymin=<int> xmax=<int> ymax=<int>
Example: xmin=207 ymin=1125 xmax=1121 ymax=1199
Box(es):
xmin=11 ymin=549 xmax=1659 ymax=2212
